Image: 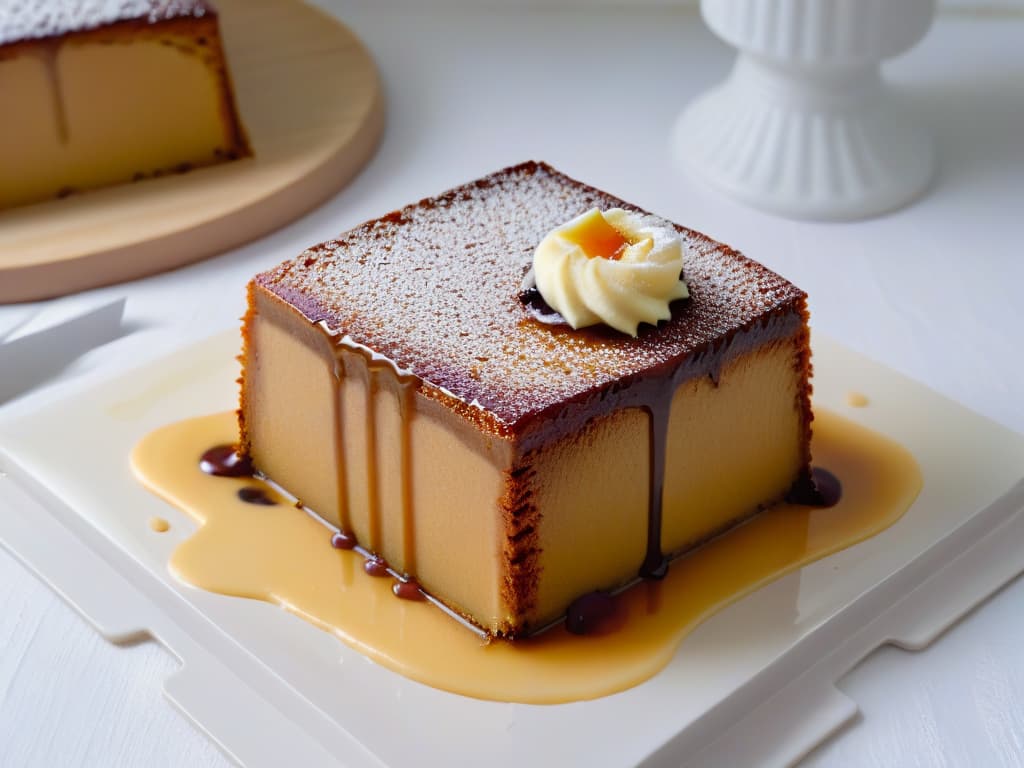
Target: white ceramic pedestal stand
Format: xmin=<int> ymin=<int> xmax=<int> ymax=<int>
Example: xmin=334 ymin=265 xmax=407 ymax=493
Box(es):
xmin=673 ymin=0 xmax=937 ymax=220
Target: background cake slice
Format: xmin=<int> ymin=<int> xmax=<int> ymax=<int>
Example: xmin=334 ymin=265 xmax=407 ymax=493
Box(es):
xmin=0 ymin=0 xmax=250 ymax=210
xmin=239 ymin=161 xmax=813 ymax=637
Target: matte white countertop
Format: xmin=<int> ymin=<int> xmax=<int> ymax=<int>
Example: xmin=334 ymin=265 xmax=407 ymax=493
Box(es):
xmin=2 ymin=3 xmax=1023 ymax=765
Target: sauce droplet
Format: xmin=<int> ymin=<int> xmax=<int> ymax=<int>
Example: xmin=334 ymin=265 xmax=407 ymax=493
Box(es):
xmin=393 ymin=579 xmax=425 ymax=601
xmin=149 ymin=516 xmax=170 ymax=533
xmin=639 ymin=554 xmax=669 ymax=581
xmin=786 ymin=467 xmax=842 ymax=508
xmin=846 ymin=392 xmax=869 ymax=408
xmin=565 ymin=591 xmax=616 ymax=635
xmin=364 ymin=556 xmax=389 ymax=577
xmin=237 ymin=487 xmax=277 ymax=505
xmin=331 ymin=531 xmax=357 ymax=550
xmin=199 ymin=445 xmax=252 ymax=477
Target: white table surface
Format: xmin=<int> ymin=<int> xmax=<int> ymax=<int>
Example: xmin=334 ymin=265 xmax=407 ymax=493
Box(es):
xmin=2 ymin=3 xmax=1023 ymax=766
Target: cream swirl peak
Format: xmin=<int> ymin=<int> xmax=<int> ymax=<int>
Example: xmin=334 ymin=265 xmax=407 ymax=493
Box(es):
xmin=532 ymin=208 xmax=690 ymax=337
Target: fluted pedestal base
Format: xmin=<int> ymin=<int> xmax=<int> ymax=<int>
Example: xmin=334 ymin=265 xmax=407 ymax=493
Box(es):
xmin=673 ymin=54 xmax=934 ymax=220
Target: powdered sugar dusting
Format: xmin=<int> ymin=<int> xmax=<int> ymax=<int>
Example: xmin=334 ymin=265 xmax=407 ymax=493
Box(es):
xmin=257 ymin=162 xmax=805 ymax=433
xmin=1 ymin=0 xmax=212 ymax=45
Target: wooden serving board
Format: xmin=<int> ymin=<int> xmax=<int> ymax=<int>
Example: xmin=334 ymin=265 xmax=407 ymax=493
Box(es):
xmin=0 ymin=0 xmax=383 ymax=303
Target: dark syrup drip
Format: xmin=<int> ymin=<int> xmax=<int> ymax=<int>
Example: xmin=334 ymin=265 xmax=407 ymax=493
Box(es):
xmin=786 ymin=467 xmax=842 ymax=508
xmin=331 ymin=357 xmax=352 ymax=534
xmin=398 ymin=385 xmax=418 ymax=575
xmin=393 ymin=578 xmax=425 ymax=601
xmin=199 ymin=445 xmax=253 ymax=477
xmin=330 ymin=343 xmax=422 ymax=601
xmin=363 ymin=556 xmax=390 ymax=577
xmin=565 ymin=591 xmax=616 ymax=635
xmin=330 ymin=531 xmax=357 ymax=550
xmin=364 ymin=367 xmax=383 ymax=551
xmin=237 ymin=487 xmax=277 ymax=505
xmin=639 ymin=396 xmax=672 ymax=580
xmin=517 ymin=268 xmax=707 ymax=585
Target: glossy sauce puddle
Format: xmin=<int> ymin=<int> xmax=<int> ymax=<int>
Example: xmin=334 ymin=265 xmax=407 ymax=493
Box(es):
xmin=132 ymin=408 xmax=920 ymax=704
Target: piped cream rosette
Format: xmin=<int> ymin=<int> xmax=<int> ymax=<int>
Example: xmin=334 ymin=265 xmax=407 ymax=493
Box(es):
xmin=532 ymin=208 xmax=689 ymax=337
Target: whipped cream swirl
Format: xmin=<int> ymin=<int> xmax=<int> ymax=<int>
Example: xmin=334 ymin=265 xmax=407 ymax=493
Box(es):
xmin=532 ymin=208 xmax=689 ymax=337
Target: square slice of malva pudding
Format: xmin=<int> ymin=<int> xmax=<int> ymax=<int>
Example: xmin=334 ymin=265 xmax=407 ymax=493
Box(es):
xmin=239 ymin=161 xmax=812 ymax=638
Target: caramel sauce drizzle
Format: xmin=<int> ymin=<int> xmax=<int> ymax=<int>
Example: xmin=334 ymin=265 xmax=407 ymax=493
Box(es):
xmin=398 ymin=384 xmax=417 ymax=574
xmin=325 ymin=327 xmax=420 ymax=580
xmin=158 ymin=406 xmax=918 ymax=701
xmin=640 ymin=396 xmax=672 ymax=579
xmin=363 ymin=364 xmax=382 ymax=552
xmin=331 ymin=355 xmax=352 ymax=533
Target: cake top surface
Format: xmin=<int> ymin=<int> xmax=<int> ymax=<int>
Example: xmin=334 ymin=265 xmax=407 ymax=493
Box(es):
xmin=257 ymin=162 xmax=805 ymax=437
xmin=1 ymin=0 xmax=213 ymax=46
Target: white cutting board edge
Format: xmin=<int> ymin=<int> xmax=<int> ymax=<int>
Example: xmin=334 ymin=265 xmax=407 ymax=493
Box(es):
xmin=0 ymin=330 xmax=1022 ymax=768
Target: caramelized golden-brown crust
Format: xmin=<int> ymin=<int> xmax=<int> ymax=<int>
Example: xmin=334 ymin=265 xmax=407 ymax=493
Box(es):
xmin=256 ymin=161 xmax=807 ymax=447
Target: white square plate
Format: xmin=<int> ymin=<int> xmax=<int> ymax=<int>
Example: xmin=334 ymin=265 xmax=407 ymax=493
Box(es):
xmin=1 ymin=331 xmax=1022 ymax=767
